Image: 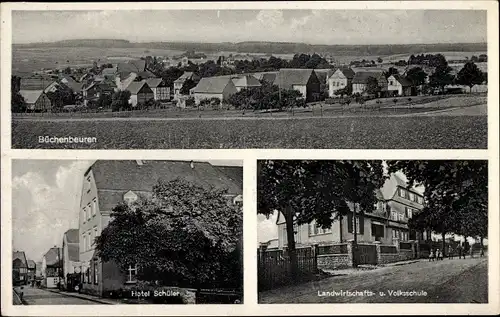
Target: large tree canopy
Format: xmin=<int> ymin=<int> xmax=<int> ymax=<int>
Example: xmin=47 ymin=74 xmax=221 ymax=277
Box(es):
xmin=95 ymin=178 xmax=243 ymax=289
xmin=386 ymin=160 xmax=488 ymax=247
xmin=258 ymin=160 xmax=386 ymax=269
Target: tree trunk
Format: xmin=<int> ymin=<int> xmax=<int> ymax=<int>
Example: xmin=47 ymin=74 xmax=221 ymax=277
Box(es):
xmin=339 ymin=214 xmax=343 ymax=243
xmin=441 ymin=232 xmax=446 ymax=257
xmin=284 ymin=206 xmax=298 ymax=281
xmin=352 ymin=203 xmax=358 ymax=268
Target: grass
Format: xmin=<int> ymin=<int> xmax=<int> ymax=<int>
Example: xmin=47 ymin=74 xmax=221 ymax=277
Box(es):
xmin=12 ymin=115 xmax=487 ymax=149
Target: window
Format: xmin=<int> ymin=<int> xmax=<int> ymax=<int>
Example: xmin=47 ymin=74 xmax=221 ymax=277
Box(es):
xmin=89 ymin=230 xmax=94 ymax=249
xmin=392 ymin=229 xmax=397 ymax=239
xmin=309 ymin=221 xmax=332 ymax=236
xmin=94 ymin=227 xmax=98 ymax=242
xmin=371 ymin=223 xmax=385 ymax=240
xmin=409 ymin=192 xmax=415 ymax=202
xmin=348 ymin=216 xmax=361 ymax=234
xmin=93 ymin=259 xmax=98 ymax=285
xmin=85 ymin=267 xmax=90 ymax=284
xmin=82 ymin=207 xmax=86 ymax=223
xmin=92 ymin=198 xmax=97 ymax=216
xmin=391 ymin=211 xmax=398 ymax=221
xmin=407 ymin=208 xmax=413 ymax=219
xmin=398 ymin=213 xmax=404 ymax=222
xmin=127 ymin=264 xmax=137 ymax=283
xmin=399 ymin=188 xmax=405 ymax=198
xmin=87 ymin=204 xmax=91 ymax=220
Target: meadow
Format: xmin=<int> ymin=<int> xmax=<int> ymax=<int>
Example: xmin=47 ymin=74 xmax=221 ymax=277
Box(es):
xmin=12 ymin=115 xmax=487 ymax=149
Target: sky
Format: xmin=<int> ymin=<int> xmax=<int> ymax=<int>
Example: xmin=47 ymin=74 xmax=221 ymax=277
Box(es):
xmin=11 ymin=159 xmax=242 ymax=262
xmin=257 ymin=164 xmax=424 ymax=243
xmin=12 ymin=10 xmax=486 ymax=45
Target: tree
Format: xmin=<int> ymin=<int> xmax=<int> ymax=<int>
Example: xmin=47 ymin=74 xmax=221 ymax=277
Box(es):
xmin=456 ymin=62 xmax=484 ymax=92
xmin=258 ymin=160 xmax=386 ymax=274
xmin=62 ymin=67 xmax=72 ymax=75
xmin=96 ymin=93 xmax=112 ymax=109
xmin=365 ymin=76 xmax=380 ymax=95
xmin=46 ymin=85 xmax=75 ymax=110
xmin=334 ymin=85 xmax=352 ymax=97
xmin=185 ymin=96 xmax=195 ymax=108
xmin=180 ymin=78 xmax=197 ymax=95
xmin=210 ymin=97 xmax=221 ymax=110
xmin=429 ymin=65 xmax=454 ymax=93
xmin=406 ymin=67 xmax=428 ymax=90
xmin=385 ymin=67 xmax=399 ymax=78
xmin=111 ymin=90 xmax=131 ymax=112
xmin=377 ymin=57 xmax=383 ymax=63
xmin=11 ymin=76 xmax=25 ymax=113
xmin=386 ymin=160 xmax=488 ymax=254
xmin=95 ymin=178 xmax=242 ymax=289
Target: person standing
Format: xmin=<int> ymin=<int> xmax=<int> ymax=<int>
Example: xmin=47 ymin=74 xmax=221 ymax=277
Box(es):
xmin=457 ymin=243 xmax=463 ymax=259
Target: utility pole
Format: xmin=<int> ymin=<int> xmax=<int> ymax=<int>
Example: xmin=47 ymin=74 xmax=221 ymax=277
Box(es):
xmin=352 ymin=202 xmax=358 ymax=268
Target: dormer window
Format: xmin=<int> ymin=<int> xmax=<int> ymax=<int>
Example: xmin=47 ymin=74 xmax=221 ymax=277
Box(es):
xmin=124 ymin=190 xmax=138 ymax=205
xmin=399 ymin=188 xmax=406 ymax=198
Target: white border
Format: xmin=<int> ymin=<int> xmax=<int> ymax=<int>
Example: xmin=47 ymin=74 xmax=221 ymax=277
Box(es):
xmin=1 ymin=1 xmax=499 ymax=316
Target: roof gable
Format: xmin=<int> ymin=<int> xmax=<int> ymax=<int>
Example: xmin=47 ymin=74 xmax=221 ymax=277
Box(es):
xmin=125 ymin=81 xmax=151 ymax=95
xmin=145 ymin=78 xmax=164 ymax=88
xmin=232 ymin=75 xmax=261 ymax=88
xmin=192 ymin=76 xmax=234 ymax=94
xmin=19 ymin=90 xmax=44 ymax=104
xmin=352 ymin=71 xmax=386 ymax=84
xmin=64 ymin=229 xmax=79 ymax=243
xmin=390 ymin=74 xmax=413 ymax=87
xmin=13 ymin=251 xmax=27 ymax=266
xmin=275 ymin=69 xmax=315 ymax=89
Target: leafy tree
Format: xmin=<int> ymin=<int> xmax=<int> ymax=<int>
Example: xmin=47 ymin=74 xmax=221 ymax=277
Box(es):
xmin=387 ymin=160 xmax=488 ymax=254
xmin=456 ymin=62 xmax=484 ymax=92
xmin=429 ymin=65 xmax=454 ymax=93
xmin=96 ymin=93 xmax=112 ymax=109
xmin=258 ymin=160 xmax=386 ymax=273
xmin=406 ymin=67 xmax=428 ymax=88
xmin=11 ymin=76 xmax=26 ymax=113
xmin=377 ymin=57 xmax=383 ymax=63
xmin=46 ymin=84 xmax=75 ymax=109
xmin=365 ymin=76 xmax=380 ymax=95
xmin=334 ymin=85 xmax=352 ymax=97
xmin=185 ymin=96 xmax=195 ymax=108
xmin=95 ymin=178 xmax=242 ymax=289
xmin=180 ymin=78 xmax=197 ymax=95
xmin=111 ymin=90 xmax=132 ymax=111
xmin=385 ymin=67 xmax=399 ymax=78
xmin=210 ymin=97 xmax=221 ymax=109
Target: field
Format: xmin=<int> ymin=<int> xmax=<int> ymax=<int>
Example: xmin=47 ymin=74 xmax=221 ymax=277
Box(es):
xmin=11 ymin=114 xmax=487 ymax=149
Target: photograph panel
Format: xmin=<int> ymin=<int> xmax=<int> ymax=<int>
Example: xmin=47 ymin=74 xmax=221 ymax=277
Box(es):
xmin=12 ymin=159 xmax=243 ymax=305
xmin=10 ymin=8 xmax=487 ymax=149
xmin=257 ymin=160 xmax=488 ymax=303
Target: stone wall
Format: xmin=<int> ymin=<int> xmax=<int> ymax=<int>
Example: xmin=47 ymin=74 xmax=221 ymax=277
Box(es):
xmin=317 ymin=254 xmax=352 ymax=270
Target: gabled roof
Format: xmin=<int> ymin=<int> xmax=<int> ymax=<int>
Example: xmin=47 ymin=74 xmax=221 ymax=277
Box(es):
xmin=117 ymin=60 xmax=146 ymax=75
xmin=27 ymin=260 xmax=36 ymax=269
xmin=336 ymin=67 xmax=356 ymax=79
xmin=145 ymin=78 xmax=164 ymax=88
xmin=232 ymin=75 xmax=261 ymax=88
xmin=352 ymin=71 xmax=386 ymax=84
xmin=380 ymin=173 xmax=424 ymax=209
xmin=274 ymin=69 xmax=317 ymax=89
xmin=43 ymin=248 xmax=61 ymax=266
xmin=192 ymin=76 xmax=234 ymax=94
xmin=174 ymin=72 xmax=195 ymax=83
xmin=13 ymin=251 xmax=27 ymax=267
xmin=125 ymin=81 xmax=150 ymax=95
xmin=20 ymin=77 xmax=54 ymax=91
xmin=64 ymin=229 xmax=79 ymax=244
xmin=101 ymin=67 xmax=117 ymax=76
xmin=314 ymin=69 xmax=335 ymax=83
xmin=19 ymin=90 xmax=45 ymax=104
xmin=390 ymin=74 xmax=412 ymax=87
xmin=213 ymin=166 xmax=243 ymax=190
xmin=86 ymin=160 xmax=242 ymax=211
xmin=60 ymin=76 xmax=83 ymax=93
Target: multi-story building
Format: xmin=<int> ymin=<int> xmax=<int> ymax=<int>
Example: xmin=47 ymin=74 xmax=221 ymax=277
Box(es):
xmin=12 ymin=251 xmax=28 ymax=285
xmin=328 ymin=67 xmax=356 ymax=97
xmin=275 ymin=173 xmax=425 ymax=249
xmin=42 ymin=247 xmax=63 ymax=288
xmin=78 ymin=160 xmax=243 ymax=296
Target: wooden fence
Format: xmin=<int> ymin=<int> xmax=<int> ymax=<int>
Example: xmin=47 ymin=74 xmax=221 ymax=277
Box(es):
xmin=258 ymin=247 xmax=318 ymax=291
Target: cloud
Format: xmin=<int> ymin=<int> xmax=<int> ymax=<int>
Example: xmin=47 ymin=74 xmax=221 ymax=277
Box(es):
xmin=256 ymin=10 xmax=284 ymax=28
xmin=12 ymin=161 xmax=92 ymax=261
xmin=257 ymin=212 xmax=279 ymax=242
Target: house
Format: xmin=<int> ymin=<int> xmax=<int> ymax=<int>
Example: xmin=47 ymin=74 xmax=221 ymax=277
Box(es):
xmin=274 ymin=173 xmax=425 ymax=249
xmin=231 ymin=75 xmax=261 ymax=92
xmin=328 ymin=67 xmax=356 ymax=97
xmin=146 ymin=78 xmax=170 ymax=101
xmin=352 ymin=71 xmax=388 ymax=96
xmin=274 ymin=69 xmax=321 ymax=102
xmin=19 ymin=90 xmax=52 ymax=112
xmin=78 ymin=160 xmax=243 ymax=296
xmin=117 ymin=60 xmax=147 ymax=78
xmin=387 ymin=74 xmax=413 ymax=96
xmin=12 ymin=251 xmax=28 ymax=285
xmin=101 ymin=67 xmax=117 ymax=79
xmin=27 ymin=260 xmax=36 ymax=284
xmin=314 ymin=69 xmax=335 ymax=85
xmin=59 ymin=75 xmax=84 ymax=94
xmin=42 ymin=247 xmax=62 ymax=288
xmin=82 ymin=82 xmax=115 ymax=107
xmin=174 ymin=72 xmax=199 ymax=100
xmin=191 ymin=76 xmax=238 ymax=105
xmin=124 ymin=81 xmax=154 ymax=107
xmin=62 ymin=229 xmax=80 ymax=285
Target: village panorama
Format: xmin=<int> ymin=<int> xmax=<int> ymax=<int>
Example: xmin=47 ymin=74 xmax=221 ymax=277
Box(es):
xmin=12 ymin=160 xmax=243 ymax=305
xmin=10 ymin=10 xmax=488 ymax=149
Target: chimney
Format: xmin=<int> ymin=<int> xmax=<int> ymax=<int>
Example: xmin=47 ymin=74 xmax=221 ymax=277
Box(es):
xmin=190 ymin=161 xmax=194 ymax=169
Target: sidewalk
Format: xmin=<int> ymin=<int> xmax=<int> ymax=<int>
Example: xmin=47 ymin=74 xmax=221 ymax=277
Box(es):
xmin=321 ymin=258 xmax=425 ymax=276
xmin=46 ymin=288 xmax=119 ymax=305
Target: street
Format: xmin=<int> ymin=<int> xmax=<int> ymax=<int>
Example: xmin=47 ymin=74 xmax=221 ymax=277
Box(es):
xmin=14 ymin=286 xmax=99 ymax=305
xmin=259 ymin=257 xmax=488 ymax=303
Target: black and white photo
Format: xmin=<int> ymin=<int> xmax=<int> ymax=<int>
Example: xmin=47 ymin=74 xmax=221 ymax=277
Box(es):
xmin=257 ymin=160 xmax=488 ymax=303
xmin=10 ymin=9 xmax=488 ymax=149
xmin=11 ymin=159 xmax=243 ymax=305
